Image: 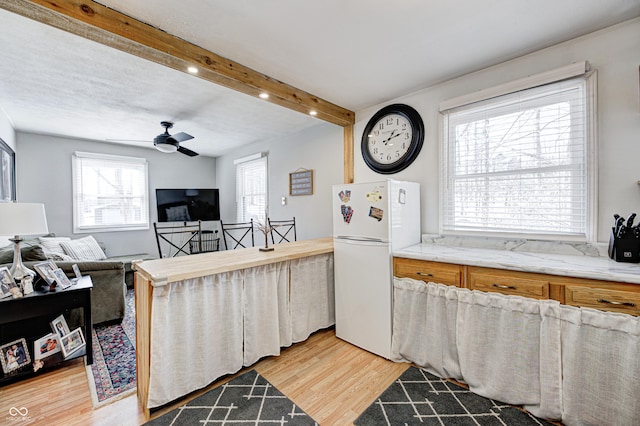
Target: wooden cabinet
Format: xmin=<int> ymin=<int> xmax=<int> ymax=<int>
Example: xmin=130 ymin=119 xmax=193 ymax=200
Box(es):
xmin=393 ymin=257 xmax=640 ymax=315
xmin=467 ymin=267 xmax=550 ymax=299
xmin=393 ymin=257 xmax=463 ymax=287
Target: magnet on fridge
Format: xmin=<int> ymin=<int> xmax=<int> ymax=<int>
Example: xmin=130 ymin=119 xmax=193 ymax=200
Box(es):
xmin=338 ymin=190 xmax=351 ymax=203
xmin=369 ymin=206 xmax=384 ymax=221
xmin=366 ymin=190 xmax=383 ymax=203
xmin=398 ymin=188 xmax=406 ymax=204
xmin=341 ymin=205 xmax=354 ymax=223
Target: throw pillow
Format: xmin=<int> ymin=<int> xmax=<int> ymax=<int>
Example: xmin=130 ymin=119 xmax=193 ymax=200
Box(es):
xmin=39 ymin=236 xmax=71 ymax=259
xmin=59 ymin=235 xmax=107 ymax=261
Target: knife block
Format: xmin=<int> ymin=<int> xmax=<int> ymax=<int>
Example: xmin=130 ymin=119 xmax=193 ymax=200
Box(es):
xmin=608 ymin=228 xmax=640 ymax=263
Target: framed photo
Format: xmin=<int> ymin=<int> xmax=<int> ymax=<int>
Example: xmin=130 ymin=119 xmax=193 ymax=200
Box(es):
xmin=60 ymin=328 xmax=85 ymax=358
xmin=52 ymin=268 xmax=72 ymax=289
xmin=0 ymin=338 xmax=30 ymax=374
xmin=0 ymin=266 xmax=15 ymax=298
xmin=0 ymin=138 xmax=16 ymax=203
xmin=34 ymin=333 xmax=61 ymax=360
xmin=51 ymin=314 xmax=70 ymax=338
xmin=72 ymin=264 xmax=82 ymax=279
xmin=34 ymin=260 xmax=58 ymax=285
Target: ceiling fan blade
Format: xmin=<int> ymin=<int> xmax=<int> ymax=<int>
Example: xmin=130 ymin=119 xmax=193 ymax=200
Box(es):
xmin=168 ymin=132 xmax=194 ymax=143
xmin=177 ymin=146 xmax=199 ymax=157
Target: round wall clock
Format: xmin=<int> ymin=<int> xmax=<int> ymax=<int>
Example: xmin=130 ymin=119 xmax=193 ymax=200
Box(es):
xmin=361 ymin=103 xmax=424 ymax=174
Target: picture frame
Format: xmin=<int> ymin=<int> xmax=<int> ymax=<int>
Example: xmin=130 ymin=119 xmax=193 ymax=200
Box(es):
xmin=33 ymin=333 xmax=61 ymax=360
xmin=52 ymin=268 xmax=72 ymax=290
xmin=60 ymin=328 xmax=85 ymax=358
xmin=289 ymin=169 xmax=314 ymax=196
xmin=51 ymin=314 xmax=70 ymax=338
xmin=34 ymin=260 xmax=58 ymax=285
xmin=0 ymin=338 xmax=31 ymax=374
xmin=0 ymin=138 xmax=16 ymax=203
xmin=0 ymin=266 xmax=15 ymax=298
xmin=72 ymin=263 xmax=82 ymax=279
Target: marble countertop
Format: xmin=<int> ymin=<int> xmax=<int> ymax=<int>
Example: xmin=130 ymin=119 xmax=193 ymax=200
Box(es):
xmin=394 ymin=243 xmax=640 ymax=284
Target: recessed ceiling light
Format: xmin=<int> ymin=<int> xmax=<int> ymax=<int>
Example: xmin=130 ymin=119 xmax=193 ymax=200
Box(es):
xmin=259 ymin=92 xmax=269 ymax=99
xmin=187 ymin=66 xmax=198 ymax=74
xmin=309 ymin=110 xmax=318 ymax=116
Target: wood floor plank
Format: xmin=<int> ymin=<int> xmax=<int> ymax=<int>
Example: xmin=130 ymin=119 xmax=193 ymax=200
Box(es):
xmin=0 ymin=328 xmax=407 ymax=425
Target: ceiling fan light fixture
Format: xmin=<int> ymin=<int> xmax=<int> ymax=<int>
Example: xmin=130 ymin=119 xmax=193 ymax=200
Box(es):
xmin=155 ymin=141 xmax=178 ymax=153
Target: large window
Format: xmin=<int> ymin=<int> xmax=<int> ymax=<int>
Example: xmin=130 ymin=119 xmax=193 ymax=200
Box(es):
xmin=441 ymin=73 xmax=595 ymax=240
xmin=72 ymin=152 xmax=149 ymax=232
xmin=235 ymin=153 xmax=268 ymax=222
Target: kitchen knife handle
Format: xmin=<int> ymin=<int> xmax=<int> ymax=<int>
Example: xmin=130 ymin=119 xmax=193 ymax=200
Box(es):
xmin=597 ymin=298 xmax=636 ymax=307
xmin=492 ymin=283 xmax=517 ymax=290
xmin=416 ymin=272 xmax=433 ymax=277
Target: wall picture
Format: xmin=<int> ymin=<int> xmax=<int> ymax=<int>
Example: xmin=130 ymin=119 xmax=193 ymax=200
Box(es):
xmin=0 ymin=138 xmax=15 ymax=202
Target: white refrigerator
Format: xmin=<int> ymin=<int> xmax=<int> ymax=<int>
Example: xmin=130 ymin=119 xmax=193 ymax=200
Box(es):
xmin=332 ymin=180 xmax=420 ymax=359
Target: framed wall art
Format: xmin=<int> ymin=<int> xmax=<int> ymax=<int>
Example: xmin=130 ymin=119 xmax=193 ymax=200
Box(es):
xmin=289 ymin=169 xmax=313 ymax=196
xmin=0 ymin=138 xmax=15 ymax=202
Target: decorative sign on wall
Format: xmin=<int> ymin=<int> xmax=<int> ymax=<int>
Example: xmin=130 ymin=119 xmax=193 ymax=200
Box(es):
xmin=289 ymin=169 xmax=314 ymax=196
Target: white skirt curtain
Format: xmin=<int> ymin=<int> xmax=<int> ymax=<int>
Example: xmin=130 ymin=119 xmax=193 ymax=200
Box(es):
xmin=456 ymin=290 xmax=562 ymax=420
xmin=147 ymin=271 xmax=244 ymax=408
xmin=392 ymin=278 xmax=462 ymax=380
xmin=289 ymin=253 xmax=335 ymax=343
xmin=560 ymin=306 xmax=640 ymax=426
xmin=243 ymin=262 xmax=289 ymax=366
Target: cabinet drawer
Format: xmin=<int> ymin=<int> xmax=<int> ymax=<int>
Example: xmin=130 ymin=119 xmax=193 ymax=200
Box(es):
xmin=468 ymin=268 xmax=549 ymax=299
xmin=565 ymin=285 xmax=640 ymax=315
xmin=393 ymin=257 xmax=462 ymax=287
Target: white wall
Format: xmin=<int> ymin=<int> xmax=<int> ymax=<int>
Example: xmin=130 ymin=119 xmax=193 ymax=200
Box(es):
xmin=354 ymin=18 xmax=640 ymax=243
xmin=16 ymin=132 xmax=217 ymax=256
xmin=216 ymin=122 xmax=343 ymax=244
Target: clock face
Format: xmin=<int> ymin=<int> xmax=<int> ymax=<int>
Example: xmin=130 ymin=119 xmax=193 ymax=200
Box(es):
xmin=366 ymin=113 xmax=413 ymax=165
xmin=361 ymin=104 xmax=424 ymax=174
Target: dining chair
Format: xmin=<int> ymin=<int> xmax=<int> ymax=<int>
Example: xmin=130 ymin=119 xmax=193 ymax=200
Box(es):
xmin=268 ymin=217 xmax=297 ymax=244
xmin=220 ymin=219 xmax=255 ymax=249
xmin=153 ymin=221 xmax=202 ymax=258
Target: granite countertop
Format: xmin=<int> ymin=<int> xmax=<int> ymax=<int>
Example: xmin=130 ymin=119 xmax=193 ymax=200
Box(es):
xmin=394 ymin=238 xmax=640 ymax=285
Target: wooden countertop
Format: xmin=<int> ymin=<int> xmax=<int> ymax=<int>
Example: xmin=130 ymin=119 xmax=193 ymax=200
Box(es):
xmin=133 ymin=237 xmax=333 ymax=286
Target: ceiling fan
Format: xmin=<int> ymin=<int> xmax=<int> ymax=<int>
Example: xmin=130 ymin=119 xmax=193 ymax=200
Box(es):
xmin=153 ymin=121 xmax=198 ymax=156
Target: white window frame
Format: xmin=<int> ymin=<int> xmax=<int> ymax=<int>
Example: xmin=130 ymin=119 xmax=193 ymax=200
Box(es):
xmin=439 ymin=64 xmax=597 ymax=241
xmin=72 ymin=151 xmax=149 ymax=233
xmin=234 ymin=153 xmax=268 ymax=223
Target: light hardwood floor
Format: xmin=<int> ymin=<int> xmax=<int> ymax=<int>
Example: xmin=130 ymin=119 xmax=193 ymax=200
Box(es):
xmin=0 ymin=328 xmax=409 ymax=425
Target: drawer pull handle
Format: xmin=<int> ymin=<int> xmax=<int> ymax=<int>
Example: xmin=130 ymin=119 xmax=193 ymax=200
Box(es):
xmin=492 ymin=283 xmax=517 ymax=290
xmin=416 ymin=272 xmax=433 ymax=277
xmin=597 ymin=299 xmax=636 ymax=307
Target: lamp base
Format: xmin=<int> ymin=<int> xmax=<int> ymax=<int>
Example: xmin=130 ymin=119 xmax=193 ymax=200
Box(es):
xmin=9 ymin=236 xmax=36 ymax=283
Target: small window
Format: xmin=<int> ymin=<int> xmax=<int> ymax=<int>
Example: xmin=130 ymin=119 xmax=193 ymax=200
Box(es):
xmin=441 ymin=75 xmax=595 ymax=240
xmin=72 ymin=152 xmax=149 ymax=232
xmin=235 ymin=154 xmax=268 ymax=222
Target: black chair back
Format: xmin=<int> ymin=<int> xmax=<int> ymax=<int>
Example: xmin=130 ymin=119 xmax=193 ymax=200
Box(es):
xmin=221 ymin=219 xmax=255 ymax=249
xmin=268 ymin=217 xmax=297 ymax=244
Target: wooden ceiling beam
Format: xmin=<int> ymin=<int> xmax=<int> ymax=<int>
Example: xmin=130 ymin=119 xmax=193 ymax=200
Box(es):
xmin=1 ymin=0 xmax=355 ymax=128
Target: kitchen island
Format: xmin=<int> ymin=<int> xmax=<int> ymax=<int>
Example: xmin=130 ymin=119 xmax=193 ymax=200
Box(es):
xmin=133 ymin=238 xmax=334 ymax=417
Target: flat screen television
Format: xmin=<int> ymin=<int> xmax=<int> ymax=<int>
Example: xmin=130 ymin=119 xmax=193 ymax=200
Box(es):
xmin=156 ymin=188 xmax=220 ymax=222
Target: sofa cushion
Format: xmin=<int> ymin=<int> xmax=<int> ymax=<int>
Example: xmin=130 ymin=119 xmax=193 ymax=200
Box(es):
xmin=60 ymin=236 xmax=107 ymax=261
xmin=0 ymin=237 xmax=50 ymax=263
xmin=39 ymin=236 xmax=74 ymax=261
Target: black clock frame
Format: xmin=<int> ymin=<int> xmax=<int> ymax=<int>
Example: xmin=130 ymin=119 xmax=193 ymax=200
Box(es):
xmin=361 ymin=103 xmax=424 ymax=174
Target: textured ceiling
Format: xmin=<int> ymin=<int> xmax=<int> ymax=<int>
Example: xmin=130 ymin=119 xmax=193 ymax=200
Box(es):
xmin=0 ymin=1 xmax=639 ymax=157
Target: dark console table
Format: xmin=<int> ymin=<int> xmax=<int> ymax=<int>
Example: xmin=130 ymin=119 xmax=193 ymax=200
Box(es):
xmin=0 ymin=275 xmax=92 ymax=386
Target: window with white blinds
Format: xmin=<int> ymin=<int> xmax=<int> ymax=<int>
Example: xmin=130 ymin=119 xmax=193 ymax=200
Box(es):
xmin=441 ymin=75 xmax=595 ymax=240
xmin=72 ymin=152 xmax=149 ymax=232
xmin=235 ymin=154 xmax=267 ymax=222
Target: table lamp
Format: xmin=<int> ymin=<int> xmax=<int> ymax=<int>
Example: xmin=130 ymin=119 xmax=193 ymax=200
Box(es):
xmin=0 ymin=202 xmax=49 ymax=282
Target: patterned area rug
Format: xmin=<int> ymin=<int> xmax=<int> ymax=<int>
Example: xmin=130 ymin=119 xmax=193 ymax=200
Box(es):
xmin=86 ymin=288 xmax=137 ymax=408
xmin=355 ymin=367 xmax=555 ymax=425
xmin=145 ymin=370 xmax=317 ymax=425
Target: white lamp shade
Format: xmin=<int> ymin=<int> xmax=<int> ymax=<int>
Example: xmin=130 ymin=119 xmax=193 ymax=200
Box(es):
xmin=0 ymin=203 xmax=49 ymax=236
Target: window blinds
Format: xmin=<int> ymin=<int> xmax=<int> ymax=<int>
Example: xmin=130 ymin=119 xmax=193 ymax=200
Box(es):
xmin=235 ymin=155 xmax=267 ymax=222
xmin=442 ymin=76 xmax=592 ymax=239
xmin=72 ymin=152 xmax=149 ymax=232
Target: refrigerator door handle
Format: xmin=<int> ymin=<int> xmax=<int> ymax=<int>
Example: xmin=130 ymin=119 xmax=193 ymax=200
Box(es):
xmin=335 ymin=236 xmax=386 ymax=243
